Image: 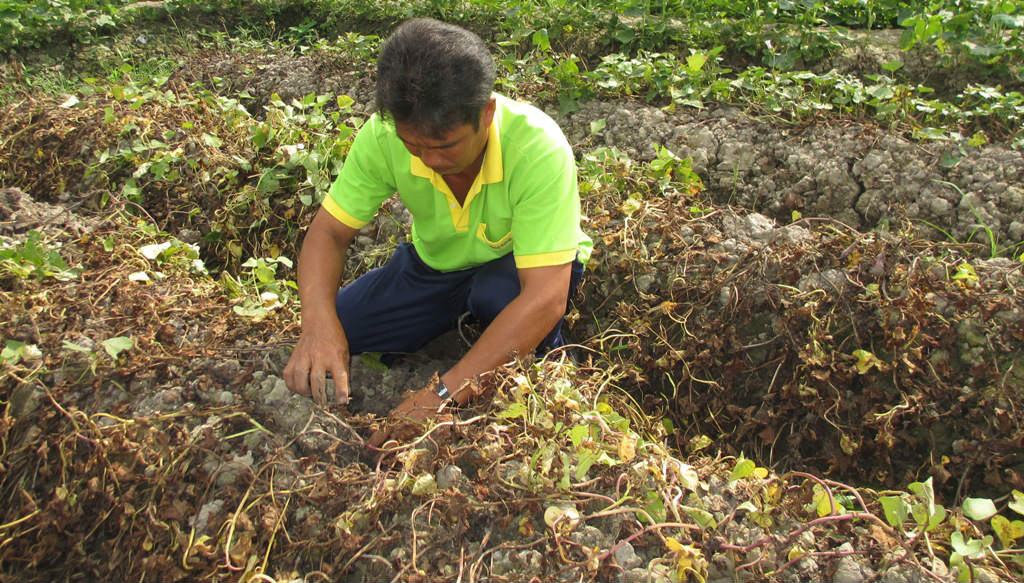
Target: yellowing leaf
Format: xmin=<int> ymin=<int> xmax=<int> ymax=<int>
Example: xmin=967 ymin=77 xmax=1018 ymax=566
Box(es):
xmin=622 ymin=198 xmax=643 ymax=215
xmin=618 ymin=434 xmax=637 ymax=462
xmin=840 ymin=433 xmax=859 ymax=455
xmin=689 ymin=434 xmax=713 ymax=453
xmin=787 ymin=545 xmax=806 ymax=562
xmin=951 ymin=262 xmax=978 ymax=286
xmin=813 ymin=487 xmax=833 ymax=517
xmin=544 ymin=504 xmax=580 ymax=532
xmin=665 ymin=538 xmax=707 ymax=582
xmin=852 ymin=349 xmax=885 ymax=374
xmin=991 ymin=515 xmax=1024 ymax=548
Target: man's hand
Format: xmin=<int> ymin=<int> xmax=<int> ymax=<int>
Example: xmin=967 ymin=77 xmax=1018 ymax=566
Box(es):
xmin=284 ymin=323 xmax=351 ymax=406
xmin=367 ymin=385 xmax=446 ymax=450
xmin=285 ymin=207 xmax=358 ymax=406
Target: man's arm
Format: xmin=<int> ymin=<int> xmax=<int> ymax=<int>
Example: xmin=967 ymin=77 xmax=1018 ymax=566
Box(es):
xmin=284 ymin=207 xmax=359 ymax=405
xmin=367 ymin=260 xmax=572 ymax=448
xmin=444 ymin=261 xmax=572 ymax=403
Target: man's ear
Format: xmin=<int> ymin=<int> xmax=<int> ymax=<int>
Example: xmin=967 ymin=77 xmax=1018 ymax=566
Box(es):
xmin=480 ymin=97 xmax=497 ymax=128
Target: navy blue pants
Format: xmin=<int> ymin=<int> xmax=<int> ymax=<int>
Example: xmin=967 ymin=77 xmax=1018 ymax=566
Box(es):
xmin=336 ymin=243 xmax=583 ymax=356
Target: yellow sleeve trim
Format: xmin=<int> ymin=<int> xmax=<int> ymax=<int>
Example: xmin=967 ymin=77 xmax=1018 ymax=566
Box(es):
xmin=514 ymin=249 xmax=577 ymax=269
xmin=322 ymin=196 xmax=369 ymax=229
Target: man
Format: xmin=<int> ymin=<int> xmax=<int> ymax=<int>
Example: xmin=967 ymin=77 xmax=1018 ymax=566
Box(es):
xmin=283 ymin=18 xmax=592 ymax=447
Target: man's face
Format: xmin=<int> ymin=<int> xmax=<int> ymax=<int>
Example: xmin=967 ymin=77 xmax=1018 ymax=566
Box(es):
xmin=395 ymin=99 xmax=496 ymax=177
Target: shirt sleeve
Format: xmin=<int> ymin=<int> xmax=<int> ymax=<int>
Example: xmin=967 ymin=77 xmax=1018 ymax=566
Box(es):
xmin=322 ymin=115 xmax=397 ymax=229
xmin=508 ymin=129 xmax=583 ymax=269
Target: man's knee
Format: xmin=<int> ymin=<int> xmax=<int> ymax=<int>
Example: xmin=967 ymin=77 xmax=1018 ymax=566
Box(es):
xmin=466 ymin=253 xmax=520 ymax=324
xmin=467 ymin=255 xmax=585 ymax=327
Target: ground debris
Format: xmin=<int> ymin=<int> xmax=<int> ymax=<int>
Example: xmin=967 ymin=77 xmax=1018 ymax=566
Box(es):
xmin=579 ymin=185 xmax=1024 ymax=498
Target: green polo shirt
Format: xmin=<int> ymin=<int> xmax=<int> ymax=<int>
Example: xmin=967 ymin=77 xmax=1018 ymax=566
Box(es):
xmin=322 ymin=94 xmax=592 ymax=272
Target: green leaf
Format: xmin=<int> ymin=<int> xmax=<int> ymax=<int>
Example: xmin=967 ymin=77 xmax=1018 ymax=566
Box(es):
xmin=1009 ymin=490 xmax=1024 ymax=516
xmin=252 ymin=124 xmax=272 ymax=148
xmin=576 ymin=448 xmax=601 ymax=480
xmin=597 ymin=401 xmax=630 ymax=431
xmin=201 ymin=133 xmax=223 ymax=148
xmin=682 ymin=506 xmax=716 ymax=529
xmin=963 ymin=498 xmax=998 ymax=521
xmin=62 ymin=340 xmax=94 ymax=353
xmin=685 ymin=53 xmax=708 ymax=73
xmin=730 ymin=458 xmax=755 ymax=482
xmin=233 ymin=304 xmax=270 ymax=319
xmin=2 ymin=340 xmax=41 ymax=365
xmin=950 ymin=532 xmax=987 ymax=560
xmin=928 ymin=504 xmax=946 ymax=532
xmin=881 ymin=60 xmax=904 ymax=73
xmin=531 ymin=28 xmax=550 ymax=52
xmin=568 ymin=424 xmax=589 ymax=448
xmin=736 ymin=501 xmax=758 ymax=514
xmin=497 ymin=402 xmax=527 ymax=419
xmin=909 ymin=477 xmax=936 ymax=512
xmin=880 ymin=496 xmax=909 ymax=528
xmin=102 ymin=336 xmax=133 ymax=360
xmin=358 ymin=352 xmax=390 ymax=372
xmin=612 ymin=26 xmax=634 ymax=45
xmin=949 ymin=552 xmax=970 ymax=583
xmin=257 ymin=170 xmax=280 ymax=195
xmin=640 ymin=491 xmax=666 ymax=524
xmin=914 ymin=127 xmax=948 ymax=141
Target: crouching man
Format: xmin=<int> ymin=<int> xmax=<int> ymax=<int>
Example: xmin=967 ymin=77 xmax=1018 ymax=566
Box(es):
xmin=283 ymin=18 xmax=592 ymax=447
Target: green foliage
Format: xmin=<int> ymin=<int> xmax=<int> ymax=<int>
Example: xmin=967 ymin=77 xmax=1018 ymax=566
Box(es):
xmin=899 ymin=0 xmax=1024 ymax=68
xmin=876 ymin=480 xmax=1024 ymax=580
xmin=221 ymin=256 xmax=297 ymax=320
xmin=0 ymin=0 xmax=129 ymax=53
xmin=101 ymin=336 xmax=133 ymax=360
xmin=137 ymin=237 xmax=207 ymax=275
xmin=1 ymin=339 xmax=42 ymax=365
xmin=0 ymin=231 xmax=79 ymax=281
xmin=256 ymin=92 xmax=356 ymax=207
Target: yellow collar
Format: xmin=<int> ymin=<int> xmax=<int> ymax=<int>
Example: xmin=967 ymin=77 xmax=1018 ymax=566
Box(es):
xmin=409 ymin=117 xmax=503 ymax=232
xmin=410 ymin=116 xmax=503 ymax=185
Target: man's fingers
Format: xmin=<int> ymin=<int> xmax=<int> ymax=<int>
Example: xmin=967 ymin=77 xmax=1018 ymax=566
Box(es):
xmin=331 ymin=366 xmax=350 ymax=404
xmin=284 ymin=360 xmax=310 ymax=396
xmin=309 ymin=367 xmax=327 ymax=407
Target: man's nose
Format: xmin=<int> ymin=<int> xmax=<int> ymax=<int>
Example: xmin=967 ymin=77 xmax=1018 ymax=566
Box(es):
xmin=420 ymin=150 xmax=444 ymax=169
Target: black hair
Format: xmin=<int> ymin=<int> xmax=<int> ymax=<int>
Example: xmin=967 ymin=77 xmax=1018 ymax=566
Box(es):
xmin=375 ymin=18 xmax=496 ymax=138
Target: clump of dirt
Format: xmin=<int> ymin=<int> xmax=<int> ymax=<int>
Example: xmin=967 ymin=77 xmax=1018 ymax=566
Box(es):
xmin=563 ymin=100 xmax=1024 ymax=253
